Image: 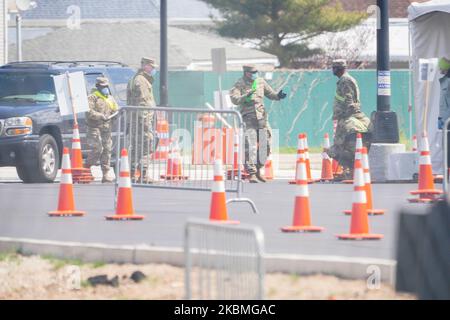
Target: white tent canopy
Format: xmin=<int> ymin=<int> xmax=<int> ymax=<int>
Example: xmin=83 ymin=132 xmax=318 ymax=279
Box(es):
xmin=408 ymin=0 xmax=450 ymax=173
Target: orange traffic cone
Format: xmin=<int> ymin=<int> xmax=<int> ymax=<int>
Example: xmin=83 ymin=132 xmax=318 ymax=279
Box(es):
xmin=337 ymin=159 xmax=383 ymax=240
xmin=161 ymin=140 xmax=188 ymax=180
xmin=227 ymin=132 xmax=249 ymax=180
xmin=264 ymin=155 xmax=274 ymax=180
xmin=106 ymin=149 xmax=144 ymax=220
xmin=210 ymin=159 xmax=239 ymax=224
xmin=332 ymin=159 xmax=344 ymax=175
xmin=289 ymin=134 xmax=304 ymax=184
xmin=320 ymin=133 xmax=334 ymax=182
xmin=70 ymin=123 xmax=94 ymax=184
xmin=344 ymin=147 xmax=385 ymax=216
xmin=48 ymin=147 xmax=85 ymax=217
xmin=152 ymin=119 xmax=170 ymax=160
xmin=282 ymin=157 xmax=324 ymax=233
xmin=412 ymin=135 xmax=418 ymax=152
xmin=303 ymin=134 xmax=317 ymax=183
xmin=409 ymin=132 xmax=443 ymax=203
xmin=342 ymin=133 xmax=363 ymax=184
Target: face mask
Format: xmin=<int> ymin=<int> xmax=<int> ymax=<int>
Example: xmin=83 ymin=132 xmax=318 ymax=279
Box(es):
xmin=100 ymin=87 xmax=110 ymax=96
xmin=251 ymin=73 xmax=258 ymax=81
xmin=150 ymin=69 xmax=157 ymax=77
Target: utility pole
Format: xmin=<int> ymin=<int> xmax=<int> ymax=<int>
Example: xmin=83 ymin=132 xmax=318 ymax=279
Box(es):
xmin=160 ymin=0 xmax=168 ymax=107
xmin=373 ymin=0 xmax=399 ymax=143
xmin=15 ymin=13 xmax=21 ymax=61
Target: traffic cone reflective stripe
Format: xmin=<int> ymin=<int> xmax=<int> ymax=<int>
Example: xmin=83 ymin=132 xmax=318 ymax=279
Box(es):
xmin=210 ymin=159 xmax=239 ymax=224
xmin=161 ymin=140 xmax=188 ymax=180
xmin=409 ymin=132 xmax=443 ymax=203
xmin=70 ymin=124 xmax=94 ymax=184
xmin=282 ymin=158 xmax=324 ymax=233
xmin=342 ymin=133 xmax=363 ymax=184
xmin=303 ymin=134 xmax=316 ymax=183
xmin=106 ymin=149 xmax=144 ymax=220
xmin=321 ymin=133 xmax=334 ymax=181
xmin=48 ymin=147 xmax=85 ymax=217
xmin=338 ymin=159 xmax=383 ymax=240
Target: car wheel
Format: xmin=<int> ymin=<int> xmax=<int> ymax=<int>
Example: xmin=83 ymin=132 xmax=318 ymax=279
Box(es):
xmin=21 ymin=134 xmax=60 ymax=183
xmin=16 ymin=164 xmax=32 ymax=183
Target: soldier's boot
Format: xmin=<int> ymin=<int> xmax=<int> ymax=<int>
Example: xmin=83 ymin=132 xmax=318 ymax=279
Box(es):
xmin=248 ymin=174 xmax=259 ymax=183
xmin=255 ymin=168 xmax=267 ymax=183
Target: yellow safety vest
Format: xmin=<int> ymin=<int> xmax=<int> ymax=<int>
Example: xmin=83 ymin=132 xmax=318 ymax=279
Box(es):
xmin=94 ymin=90 xmax=118 ymax=112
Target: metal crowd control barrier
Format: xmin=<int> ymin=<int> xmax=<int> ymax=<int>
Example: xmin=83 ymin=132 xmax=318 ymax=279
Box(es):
xmin=443 ymin=117 xmax=450 ymax=194
xmin=114 ymin=106 xmax=258 ymax=213
xmin=184 ymin=219 xmax=265 ymax=300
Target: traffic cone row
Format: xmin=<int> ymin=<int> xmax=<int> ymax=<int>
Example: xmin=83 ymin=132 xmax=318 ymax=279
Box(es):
xmin=289 ymin=134 xmax=315 ymax=184
xmin=344 ymin=147 xmax=385 ymax=216
xmin=409 ymin=132 xmax=443 ymax=203
xmin=337 ymin=159 xmax=384 ymax=240
xmin=161 ymin=139 xmax=188 ymax=180
xmin=70 ymin=124 xmax=94 ymax=184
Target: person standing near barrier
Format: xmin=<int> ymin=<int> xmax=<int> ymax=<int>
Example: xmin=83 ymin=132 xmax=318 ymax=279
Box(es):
xmin=326 ymin=59 xmax=371 ymax=180
xmin=438 ymin=57 xmax=450 ymax=168
xmin=126 ymin=57 xmax=158 ymax=180
xmin=230 ymin=65 xmax=287 ymax=183
xmin=85 ymin=77 xmax=118 ymax=183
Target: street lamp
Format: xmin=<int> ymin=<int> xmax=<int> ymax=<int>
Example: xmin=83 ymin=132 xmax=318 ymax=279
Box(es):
xmin=8 ymin=0 xmax=37 ymax=62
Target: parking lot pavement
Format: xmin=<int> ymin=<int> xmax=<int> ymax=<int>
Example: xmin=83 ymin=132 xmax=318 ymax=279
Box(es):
xmin=0 ymin=177 xmax=425 ymax=260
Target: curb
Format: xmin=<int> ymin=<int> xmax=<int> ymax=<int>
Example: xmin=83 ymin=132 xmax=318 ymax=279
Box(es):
xmin=0 ymin=237 xmax=396 ymax=285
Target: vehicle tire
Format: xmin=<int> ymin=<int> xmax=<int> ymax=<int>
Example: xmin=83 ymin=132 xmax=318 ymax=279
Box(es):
xmin=21 ymin=134 xmax=60 ymax=183
xmin=16 ymin=164 xmax=32 ymax=183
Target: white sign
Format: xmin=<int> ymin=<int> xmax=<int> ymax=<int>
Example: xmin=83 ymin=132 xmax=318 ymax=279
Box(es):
xmin=377 ymin=70 xmax=391 ymax=96
xmin=419 ymin=58 xmax=439 ymax=82
xmin=53 ymin=71 xmax=89 ymax=117
xmin=214 ymin=90 xmax=235 ymax=110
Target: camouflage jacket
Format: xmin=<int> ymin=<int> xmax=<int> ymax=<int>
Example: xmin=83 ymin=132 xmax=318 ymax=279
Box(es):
xmin=127 ymin=70 xmax=156 ymax=107
xmin=230 ymin=76 xmax=279 ymax=121
xmin=333 ymin=72 xmax=361 ymax=121
xmin=86 ymin=90 xmax=119 ymax=129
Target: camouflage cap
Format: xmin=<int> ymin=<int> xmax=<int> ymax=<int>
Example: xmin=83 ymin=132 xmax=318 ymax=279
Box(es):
xmin=243 ymin=64 xmax=258 ymax=73
xmin=332 ymin=59 xmax=347 ymax=69
xmin=96 ymin=77 xmax=109 ymax=87
xmin=141 ymin=57 xmax=158 ymax=67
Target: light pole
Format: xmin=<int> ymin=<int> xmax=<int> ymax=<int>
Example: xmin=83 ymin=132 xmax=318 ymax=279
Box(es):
xmin=372 ymin=0 xmax=399 ymax=143
xmin=160 ymin=0 xmax=168 ymax=107
xmin=8 ymin=0 xmax=37 ymax=62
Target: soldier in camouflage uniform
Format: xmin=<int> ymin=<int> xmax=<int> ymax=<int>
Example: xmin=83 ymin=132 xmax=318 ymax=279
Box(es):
xmin=230 ymin=65 xmax=287 ymax=183
xmin=126 ymin=57 xmax=158 ymax=180
xmin=326 ymin=59 xmax=371 ymax=180
xmin=85 ymin=77 xmax=119 ymax=183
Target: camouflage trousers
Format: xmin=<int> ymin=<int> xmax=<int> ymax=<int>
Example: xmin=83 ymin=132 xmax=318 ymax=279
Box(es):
xmin=327 ymin=113 xmax=371 ymax=172
xmin=128 ymin=110 xmax=155 ymax=172
xmin=86 ymin=126 xmax=112 ymax=174
xmin=244 ymin=117 xmax=271 ymax=175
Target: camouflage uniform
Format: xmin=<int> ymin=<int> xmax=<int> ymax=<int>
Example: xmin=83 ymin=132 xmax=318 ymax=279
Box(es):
xmin=327 ymin=60 xmax=371 ymax=175
xmin=85 ymin=77 xmax=119 ymax=179
xmin=126 ymin=57 xmax=158 ymax=173
xmin=230 ymin=65 xmax=281 ymax=177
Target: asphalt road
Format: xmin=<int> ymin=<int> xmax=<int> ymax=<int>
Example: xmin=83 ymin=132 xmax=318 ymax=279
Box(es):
xmin=0 ymin=178 xmax=430 ymax=260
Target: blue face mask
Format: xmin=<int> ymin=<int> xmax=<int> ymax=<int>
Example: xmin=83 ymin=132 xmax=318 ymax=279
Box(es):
xmin=251 ymin=73 xmax=258 ymax=81
xmin=150 ymin=69 xmax=157 ymax=77
xmin=100 ymin=87 xmax=110 ymax=96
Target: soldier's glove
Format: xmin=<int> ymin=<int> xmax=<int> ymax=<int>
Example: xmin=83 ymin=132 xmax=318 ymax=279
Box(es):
xmin=438 ymin=117 xmax=444 ymax=130
xmin=277 ymin=90 xmax=287 ymax=100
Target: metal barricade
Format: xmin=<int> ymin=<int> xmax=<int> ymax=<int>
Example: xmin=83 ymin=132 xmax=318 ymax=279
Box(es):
xmin=114 ymin=106 xmax=257 ymax=213
xmin=443 ymin=117 xmax=450 ymax=194
xmin=184 ymin=219 xmax=265 ymax=300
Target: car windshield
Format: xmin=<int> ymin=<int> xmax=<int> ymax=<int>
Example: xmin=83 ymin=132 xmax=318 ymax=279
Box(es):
xmin=0 ymin=72 xmax=56 ymax=103
xmin=107 ymin=68 xmax=136 ymax=102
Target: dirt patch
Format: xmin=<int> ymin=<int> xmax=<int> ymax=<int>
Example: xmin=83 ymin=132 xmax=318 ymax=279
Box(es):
xmin=0 ymin=253 xmax=415 ymax=300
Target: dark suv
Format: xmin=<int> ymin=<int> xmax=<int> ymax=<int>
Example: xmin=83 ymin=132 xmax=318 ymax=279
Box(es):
xmin=0 ymin=61 xmax=135 ymax=183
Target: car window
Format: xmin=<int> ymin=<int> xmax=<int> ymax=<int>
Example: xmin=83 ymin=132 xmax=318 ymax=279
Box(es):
xmin=106 ymin=68 xmax=136 ymax=102
xmin=0 ymin=72 xmax=56 ymax=103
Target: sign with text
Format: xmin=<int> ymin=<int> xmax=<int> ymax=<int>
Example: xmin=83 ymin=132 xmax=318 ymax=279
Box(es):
xmin=53 ymin=71 xmax=89 ymax=117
